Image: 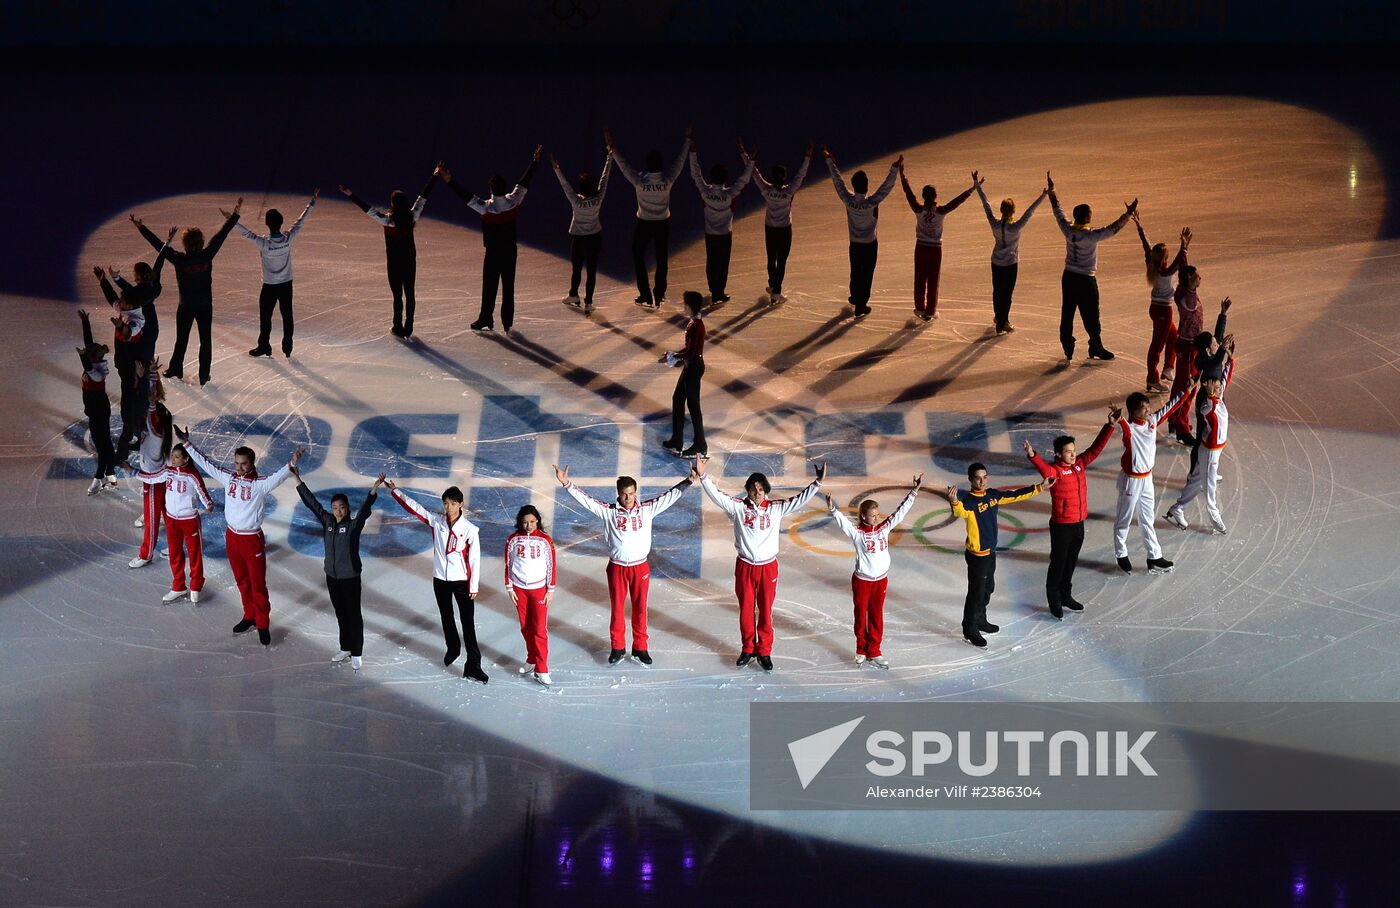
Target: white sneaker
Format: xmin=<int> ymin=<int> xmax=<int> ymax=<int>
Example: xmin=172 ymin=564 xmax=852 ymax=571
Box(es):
xmin=133 ymin=517 xmax=143 ymax=528
xmin=855 ymin=654 xmax=867 ymax=665
xmin=161 ymin=589 xmax=188 ymax=603
xmin=331 ymin=651 xmax=351 ymax=663
xmin=1165 ymin=509 xmax=1188 ymax=530
xmin=351 ymin=656 xmax=362 ymax=670
xmin=128 ymin=556 xmax=151 ymax=568
xmin=871 ymin=656 xmax=890 ymax=669
xmin=518 ymin=663 xmax=534 ymax=675
xmin=190 ymin=590 xmax=201 ymax=604
xmin=87 ymin=478 xmax=102 ymax=496
xmin=1210 ymin=518 xmax=1228 ymax=535
xmin=533 ymin=671 xmax=552 ymax=686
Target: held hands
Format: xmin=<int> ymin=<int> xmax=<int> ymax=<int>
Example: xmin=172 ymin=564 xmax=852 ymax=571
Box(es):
xmin=532 ymin=144 xmax=543 ymax=161
xmin=1043 ymin=472 xmax=1059 ymax=490
xmin=92 ymin=265 xmax=104 ymax=280
xmin=166 ymin=225 xmax=178 ymax=242
xmin=893 ymin=154 xmax=904 ymax=170
xmin=338 ymin=185 xmax=353 ymax=197
xmin=603 ymin=128 xmax=615 ymax=152
xmin=1046 ymin=171 xmax=1054 ymax=192
xmin=312 ymin=188 xmax=320 ymax=200
xmin=290 ymin=446 xmax=306 ymax=467
xmin=1125 ymin=198 xmax=1139 ymax=214
xmin=693 ymin=457 xmax=707 ymax=478
xmin=553 ymin=464 xmax=569 ymax=486
xmin=687 ymin=463 xmax=701 ymax=483
xmin=1108 ymin=403 xmax=1124 ymax=423
xmin=824 ymin=493 xmax=836 ymax=510
xmin=943 ymin=485 xmax=958 ymax=505
xmin=972 ymin=170 xmax=984 ymax=186
xmin=439 ymin=166 xmax=454 ymax=183
xmin=1022 ymin=439 xmax=1035 ymax=458
xmin=814 ymin=462 xmax=827 ymax=484
xmin=1181 ymin=226 xmax=1192 ymax=248
xmin=129 ymin=214 xmax=143 ymax=228
xmin=819 ymin=145 xmax=833 ymax=160
xmin=912 ymin=472 xmax=923 ymax=489
xmin=173 ymin=423 xmax=191 ymax=442
xmin=1221 ymin=296 xmax=1232 ymax=313
xmin=288 ymin=462 xmax=301 ymax=480
xmin=383 ymin=477 xmax=398 ymax=491
xmin=233 ymin=197 xmax=244 ymax=216
xmin=371 ymin=472 xmax=386 ymax=491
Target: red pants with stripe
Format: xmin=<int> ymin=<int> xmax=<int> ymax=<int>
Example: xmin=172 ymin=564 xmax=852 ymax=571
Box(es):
xmin=1146 ymin=304 xmax=1177 ymax=385
xmin=139 ymin=482 xmax=166 ymax=561
xmin=606 ymin=561 xmax=650 ymax=651
xmin=1167 ymin=337 xmax=1199 ymax=435
xmin=851 ymin=574 xmax=888 ymax=657
xmin=914 ymin=244 xmax=943 ymax=315
xmin=225 ymin=529 xmax=270 ymax=628
xmin=164 ymin=514 xmax=204 ymax=592
xmin=735 ymin=558 xmax=779 ymax=656
xmin=513 ymin=585 xmax=550 ymax=673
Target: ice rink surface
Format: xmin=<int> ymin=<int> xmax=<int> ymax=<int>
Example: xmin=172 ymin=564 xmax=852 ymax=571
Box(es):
xmin=4 ymin=97 xmax=1400 ymax=904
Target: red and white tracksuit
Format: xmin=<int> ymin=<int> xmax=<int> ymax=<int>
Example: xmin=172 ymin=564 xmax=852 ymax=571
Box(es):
xmin=828 ymin=488 xmax=919 ymax=657
xmin=1171 ymin=359 xmax=1234 ymax=526
xmin=136 ymin=404 xmax=169 ymax=561
xmin=701 ymin=475 xmax=821 ymax=656
xmin=187 ymin=445 xmax=292 ymax=629
xmin=159 ymin=465 xmax=213 ymax=592
xmin=1115 ymin=389 xmax=1193 ymax=559
xmin=1168 ymin=286 xmax=1205 ymax=434
xmin=564 ymin=480 xmax=690 ymax=651
xmin=505 ymin=529 xmax=557 ymax=672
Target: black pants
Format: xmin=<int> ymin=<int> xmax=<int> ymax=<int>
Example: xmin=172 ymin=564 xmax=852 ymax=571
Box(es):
xmin=387 ymin=252 xmax=417 ymax=333
xmin=765 ymin=224 xmax=793 ymax=293
xmin=326 ymin=575 xmax=364 ymax=657
xmin=668 ymin=359 xmax=706 ymax=450
xmin=1046 ymin=521 xmax=1085 ymax=608
xmin=704 ymin=233 xmax=733 ymax=299
xmin=169 ymin=303 xmax=214 ymax=382
xmin=962 ymin=551 xmax=996 ymax=631
xmin=1059 ymin=270 xmax=1104 ymax=357
xmin=569 ymin=232 xmax=603 ymax=303
xmin=114 ymin=355 xmax=138 ymax=458
xmin=848 ymin=241 xmax=878 ymax=308
xmin=432 ymin=578 xmax=481 ymax=665
xmin=992 ymin=262 xmax=1018 ymax=328
xmin=86 ymin=401 xmax=117 ymax=478
xmin=632 ymin=218 xmax=670 ymax=301
xmin=257 ymin=281 xmax=294 ymax=355
xmin=479 ymin=243 xmax=518 ymax=329
xmin=116 ymin=371 xmax=150 ymax=461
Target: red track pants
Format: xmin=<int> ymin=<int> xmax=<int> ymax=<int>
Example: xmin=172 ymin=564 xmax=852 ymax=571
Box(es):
xmin=851 ymin=574 xmax=888 ymax=657
xmin=139 ymin=482 xmax=166 ymax=561
xmin=606 ymin=561 xmax=650 ymax=651
xmin=1146 ymin=304 xmax=1178 ymax=385
xmin=1167 ymin=337 xmax=1199 ymax=435
xmin=513 ymin=586 xmax=550 ymax=672
xmin=164 ymin=514 xmax=204 ymax=592
xmin=735 ymin=558 xmax=779 ymax=656
xmin=225 ymin=529 xmax=270 ymax=629
xmin=914 ymin=243 xmax=942 ymax=315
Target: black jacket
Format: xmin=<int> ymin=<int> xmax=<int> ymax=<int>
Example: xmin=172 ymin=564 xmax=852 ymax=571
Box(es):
xmin=298 ymin=483 xmax=376 ymax=579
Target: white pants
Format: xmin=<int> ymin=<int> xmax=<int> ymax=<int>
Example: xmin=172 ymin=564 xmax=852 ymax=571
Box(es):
xmin=1114 ymin=473 xmax=1162 ymax=559
xmin=1172 ymin=447 xmax=1222 ymax=525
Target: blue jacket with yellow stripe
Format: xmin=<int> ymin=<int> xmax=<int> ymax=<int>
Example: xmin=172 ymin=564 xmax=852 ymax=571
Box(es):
xmin=951 ymin=485 xmax=1042 ymax=556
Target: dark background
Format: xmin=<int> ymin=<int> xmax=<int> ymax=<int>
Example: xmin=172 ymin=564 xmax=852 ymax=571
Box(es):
xmin=7 ymin=2 xmax=1400 ymax=904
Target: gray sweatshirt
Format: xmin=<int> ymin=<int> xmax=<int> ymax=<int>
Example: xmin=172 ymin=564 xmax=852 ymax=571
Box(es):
xmin=827 ymin=159 xmax=899 ymax=244
xmin=298 ymin=483 xmax=376 ymax=579
xmin=1050 ymin=193 xmax=1132 ymax=277
xmin=611 ymin=140 xmax=689 ymax=220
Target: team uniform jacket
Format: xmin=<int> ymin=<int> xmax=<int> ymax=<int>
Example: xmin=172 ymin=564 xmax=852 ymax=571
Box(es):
xmin=688 ymin=152 xmax=755 ymax=235
xmin=1136 ymin=225 xmax=1186 ymax=305
xmin=158 ymin=464 xmax=214 ymax=519
xmin=565 ymin=480 xmax=690 ymax=566
xmin=1049 ymin=195 xmax=1132 ymax=276
xmin=553 ymin=157 xmax=611 ymax=236
xmin=976 ymin=183 xmax=1046 ymax=266
xmin=752 ymin=155 xmax=811 ymax=227
xmin=504 ymin=529 xmax=557 ymax=591
xmin=349 ymin=174 xmax=438 ymax=253
xmin=611 ymin=142 xmax=690 ymax=220
xmin=951 ymin=485 xmax=1043 ymax=557
xmin=297 ymin=483 xmax=376 ymax=579
xmin=828 ymin=488 xmax=919 ymax=580
xmin=826 ymin=160 xmax=900 ymax=243
xmin=390 ymin=489 xmax=480 ymax=590
xmin=1118 ymin=389 xmax=1193 ymax=476
xmin=186 ymin=445 xmax=292 ymax=534
xmin=1028 ymin=423 xmax=1114 ymax=523
xmin=234 ymin=196 xmax=316 ymax=284
xmin=1197 ymin=359 xmax=1234 ymax=450
xmin=900 ymin=176 xmax=975 ymax=245
xmin=139 ymin=216 xmax=239 ymax=308
xmin=137 ymin=398 xmax=170 ymax=484
xmin=700 ymin=475 xmax=821 ymax=565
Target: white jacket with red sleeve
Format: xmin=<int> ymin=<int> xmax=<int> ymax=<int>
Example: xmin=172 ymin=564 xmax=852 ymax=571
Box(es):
xmin=159 ymin=464 xmax=213 ymax=519
xmin=390 ymin=488 xmax=480 ymax=591
xmin=700 ymin=474 xmax=821 ymax=566
xmin=564 ymin=479 xmax=691 ymax=566
xmin=828 ymin=488 xmax=919 ymax=581
xmin=186 ymin=444 xmax=291 ymax=535
xmin=505 ymin=529 xmax=557 ymax=591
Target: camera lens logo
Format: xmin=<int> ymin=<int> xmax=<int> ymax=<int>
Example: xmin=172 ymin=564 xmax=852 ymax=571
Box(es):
xmin=787 ymin=716 xmax=864 ymax=789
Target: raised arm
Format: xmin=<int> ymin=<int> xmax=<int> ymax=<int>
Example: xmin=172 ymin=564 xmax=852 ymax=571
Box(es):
xmin=1076 ymin=419 xmax=1117 ymax=468
xmin=688 ymin=149 xmax=708 ymax=190
xmin=1049 ymin=191 xmax=1072 ymax=235
xmin=296 ymin=481 xmax=330 ymax=527
xmin=775 ymin=478 xmax=822 ymax=517
xmin=936 ymin=182 xmax=976 ymax=215
xmin=900 ymin=172 xmax=920 ymax=213
xmin=563 ymin=481 xmax=611 ymax=520
xmin=729 ymin=154 xmax=755 ymax=198
xmin=826 ymin=500 xmax=863 ymax=545
xmin=993 ymin=483 xmax=1044 ymax=507
xmin=355 ymin=476 xmax=383 ymax=529
xmin=596 ymin=154 xmax=612 ymax=200
xmin=233 ymin=221 xmax=265 ymax=247
xmin=553 ymin=158 xmax=578 ymax=200
xmin=135 ymin=221 xmax=168 ymax=253
xmin=286 ymin=192 xmax=318 ymax=240
xmin=95 ymin=267 xmax=119 ymax=306
xmin=387 ymin=482 xmax=432 ymax=525
xmin=609 ymin=147 xmax=641 ymax=187
xmin=791 ymin=151 xmax=812 ymax=190
xmin=1134 ymin=216 xmax=1152 ymax=256
xmin=664 ymin=137 xmax=690 ymax=184
xmin=1015 ymin=189 xmax=1047 ymax=228
xmin=885 ymin=482 xmax=921 ymax=528
xmin=517 ymin=147 xmax=541 ymax=188
xmin=78 ymin=307 xmax=96 ymax=349
xmin=824 ymin=155 xmax=852 ymax=204
xmin=205 ymin=203 xmax=242 ymax=257
xmin=868 ymin=162 xmax=900 ymax=205
xmin=642 ymin=476 xmax=694 ymax=518
xmin=699 ymin=473 xmax=744 ymax=518
xmin=183 ymin=441 xmax=234 ymax=486
xmin=975 ymin=181 xmax=998 ymax=228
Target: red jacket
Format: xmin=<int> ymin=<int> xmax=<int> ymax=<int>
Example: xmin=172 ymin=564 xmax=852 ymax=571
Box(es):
xmin=1028 ymin=422 xmax=1114 ymax=523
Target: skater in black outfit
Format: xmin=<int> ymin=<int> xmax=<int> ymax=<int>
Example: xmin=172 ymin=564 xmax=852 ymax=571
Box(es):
xmin=76 ymin=309 xmax=118 ymax=494
xmin=442 ymin=146 xmax=541 ymax=333
xmin=340 ymin=165 xmax=441 ymax=338
xmin=662 ymin=291 xmax=707 ymax=457
xmin=132 ymin=203 xmax=241 ymax=385
xmin=292 ymin=465 xmax=383 ymax=671
xmin=112 ymin=245 xmax=170 ymax=364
